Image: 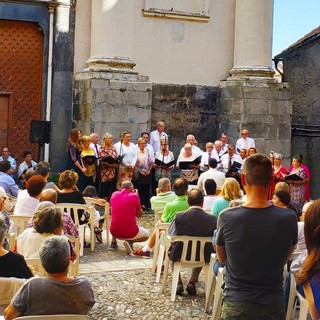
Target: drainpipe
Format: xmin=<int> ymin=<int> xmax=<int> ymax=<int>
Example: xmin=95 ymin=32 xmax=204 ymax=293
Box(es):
xmin=44 ymin=5 xmax=55 ymax=161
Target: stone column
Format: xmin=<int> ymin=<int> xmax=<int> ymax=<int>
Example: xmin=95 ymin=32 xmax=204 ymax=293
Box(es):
xmin=229 ymin=0 xmax=274 ymax=80
xmin=74 ymin=0 xmax=151 ymax=140
xmin=219 ymin=0 xmax=292 ymax=163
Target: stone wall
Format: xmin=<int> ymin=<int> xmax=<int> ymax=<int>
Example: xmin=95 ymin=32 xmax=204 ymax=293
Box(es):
xmin=74 ymin=72 xmax=152 ymax=142
xmin=281 ymin=38 xmax=320 ymax=199
xmin=151 ymin=84 xmax=220 ymax=157
xmin=219 ymin=80 xmax=292 ymax=163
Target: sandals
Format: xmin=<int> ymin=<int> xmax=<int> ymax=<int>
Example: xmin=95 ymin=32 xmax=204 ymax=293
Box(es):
xmin=186 ymin=281 xmax=197 ymax=295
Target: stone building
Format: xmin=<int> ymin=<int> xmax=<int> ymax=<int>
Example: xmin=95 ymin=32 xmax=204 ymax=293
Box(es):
xmin=274 ymin=26 xmax=320 ymax=199
xmin=0 ymin=0 xmax=291 ymax=175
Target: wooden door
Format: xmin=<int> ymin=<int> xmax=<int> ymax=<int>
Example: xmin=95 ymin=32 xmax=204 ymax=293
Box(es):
xmin=0 ymin=19 xmax=44 ymax=163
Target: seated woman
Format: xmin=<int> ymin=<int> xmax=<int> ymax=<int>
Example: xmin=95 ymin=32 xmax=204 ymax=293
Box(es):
xmin=14 ymin=175 xmax=46 ymax=216
xmin=211 ymin=177 xmax=242 ymax=218
xmin=296 ymin=199 xmax=320 ymax=320
xmin=176 ymin=143 xmax=200 ymax=186
xmin=17 ymin=206 xmax=63 ymax=258
xmin=0 ymin=217 xmax=33 ymax=279
xmin=4 ymin=236 xmax=95 ymax=319
xmin=272 ymin=189 xmax=299 ymax=221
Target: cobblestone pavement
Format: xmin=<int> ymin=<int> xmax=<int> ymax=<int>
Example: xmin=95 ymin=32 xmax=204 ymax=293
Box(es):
xmin=80 ymin=213 xmax=211 ymax=320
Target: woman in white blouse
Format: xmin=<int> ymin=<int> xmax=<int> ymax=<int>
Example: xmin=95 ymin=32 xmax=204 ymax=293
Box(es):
xmin=154 ymin=139 xmax=175 ymax=182
xmin=114 ymin=131 xmax=137 ymax=190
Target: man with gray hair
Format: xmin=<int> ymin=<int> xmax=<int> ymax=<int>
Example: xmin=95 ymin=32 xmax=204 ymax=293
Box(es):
xmin=109 ymin=181 xmax=149 ymax=252
xmin=4 ymin=236 xmax=95 ymax=319
xmin=150 ymin=177 xmax=176 ymax=212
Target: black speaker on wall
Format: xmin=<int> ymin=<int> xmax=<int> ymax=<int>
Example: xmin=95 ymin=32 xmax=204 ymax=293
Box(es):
xmin=29 ymin=120 xmax=51 ymax=143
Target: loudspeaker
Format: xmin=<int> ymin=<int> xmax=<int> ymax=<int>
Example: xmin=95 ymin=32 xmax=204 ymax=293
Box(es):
xmin=29 ymin=120 xmax=51 ymax=143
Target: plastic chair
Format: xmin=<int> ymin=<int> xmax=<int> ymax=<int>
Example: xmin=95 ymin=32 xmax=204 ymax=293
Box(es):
xmin=16 ymin=315 xmax=88 ymax=319
xmin=9 ymin=215 xmax=31 ymax=236
xmin=67 ymin=236 xmax=80 ymax=277
xmin=56 ymin=204 xmax=95 ymax=256
xmin=83 ymin=197 xmax=110 ymax=245
xmin=25 ymin=258 xmax=47 ymax=276
xmin=4 ymin=233 xmax=16 ymax=251
xmin=152 ymin=222 xmax=170 ymax=274
xmin=210 ymin=267 xmax=225 ymax=320
xmin=153 ymin=209 xmax=163 ymax=224
xmin=205 ymin=253 xmax=217 ymax=313
xmin=0 ymin=277 xmax=26 ymax=306
xmin=286 ymin=273 xmax=309 ymax=320
xmin=161 ymin=235 xmax=212 ymax=301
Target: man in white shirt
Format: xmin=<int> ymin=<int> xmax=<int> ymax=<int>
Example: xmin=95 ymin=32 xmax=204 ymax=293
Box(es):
xmin=236 ymin=128 xmax=255 ymax=154
xmin=220 ymin=133 xmax=229 ymax=154
xmin=220 ymin=145 xmax=243 ymax=174
xmin=200 ymin=142 xmax=218 ymax=172
xmin=179 ymin=134 xmax=203 ymax=157
xmin=197 ymin=158 xmax=226 ymax=194
xmin=90 ymin=132 xmax=101 ymax=191
xmin=150 ymin=121 xmax=168 ymax=154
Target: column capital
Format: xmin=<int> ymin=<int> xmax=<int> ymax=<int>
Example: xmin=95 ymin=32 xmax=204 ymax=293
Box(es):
xmin=228 ymin=66 xmax=275 ymax=81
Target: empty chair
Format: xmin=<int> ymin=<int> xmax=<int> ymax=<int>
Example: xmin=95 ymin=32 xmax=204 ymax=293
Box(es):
xmin=210 ymin=267 xmax=225 ymax=320
xmin=205 ymin=253 xmax=217 ymax=313
xmin=0 ymin=277 xmax=26 ymax=311
xmin=83 ymin=197 xmax=110 ymax=245
xmin=56 ymin=203 xmax=95 ymax=256
xmin=161 ymin=235 xmax=212 ymax=301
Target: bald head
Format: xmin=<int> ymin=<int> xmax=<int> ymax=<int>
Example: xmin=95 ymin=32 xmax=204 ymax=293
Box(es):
xmin=40 ymin=189 xmax=58 ymax=204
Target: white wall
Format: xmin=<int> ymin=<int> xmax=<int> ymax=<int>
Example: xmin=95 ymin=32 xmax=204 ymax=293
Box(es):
xmin=74 ymin=0 xmax=236 ymax=86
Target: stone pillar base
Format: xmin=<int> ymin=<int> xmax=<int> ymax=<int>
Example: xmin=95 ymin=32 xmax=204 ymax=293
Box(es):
xmin=73 ymin=57 xmax=151 ymax=141
xmin=219 ymin=79 xmax=292 ymax=165
xmin=228 ymin=66 xmax=276 ymax=81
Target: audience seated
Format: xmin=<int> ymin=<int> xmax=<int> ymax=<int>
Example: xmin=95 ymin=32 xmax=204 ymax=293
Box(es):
xmin=202 ymin=179 xmax=219 ymax=212
xmin=197 ymin=158 xmax=225 ymax=195
xmin=0 ymin=161 xmax=19 ymax=198
xmin=0 ymin=214 xmax=33 ymax=279
xmin=168 ymin=188 xmax=217 ymax=295
xmin=131 ymin=178 xmax=189 ymax=258
xmin=4 ymin=236 xmax=95 ymax=319
xmin=211 ymin=177 xmax=242 ymax=218
xmin=109 ymin=181 xmax=149 ymax=252
xmin=17 ymin=151 xmax=37 ymax=188
xmin=150 ymin=178 xmax=176 ymax=213
xmin=17 ymin=205 xmax=63 ymax=258
xmin=14 ymin=175 xmax=46 ymax=216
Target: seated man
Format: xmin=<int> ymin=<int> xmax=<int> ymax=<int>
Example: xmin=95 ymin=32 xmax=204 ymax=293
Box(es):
xmin=17 ymin=151 xmax=37 ymax=188
xmin=150 ymin=177 xmax=176 ymax=213
xmin=4 ymin=236 xmax=95 ymax=319
xmin=109 ymin=181 xmax=149 ymax=252
xmin=168 ymin=188 xmax=217 ymax=295
xmin=131 ymin=178 xmax=189 ymax=258
xmin=203 ymin=179 xmax=219 ymax=212
xmin=0 ymin=160 xmax=20 ymax=198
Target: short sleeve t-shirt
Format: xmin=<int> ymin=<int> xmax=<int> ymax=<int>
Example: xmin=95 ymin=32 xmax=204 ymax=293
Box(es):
xmin=110 ymin=189 xmax=141 ymax=239
xmin=161 ymin=195 xmax=189 ymax=223
xmin=216 ymin=205 xmax=297 ymax=305
xmin=12 ymin=276 xmax=95 ymax=316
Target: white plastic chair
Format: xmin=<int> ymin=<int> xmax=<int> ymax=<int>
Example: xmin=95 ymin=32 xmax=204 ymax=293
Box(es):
xmin=16 ymin=315 xmax=88 ymax=319
xmin=4 ymin=233 xmax=16 ymax=251
xmin=210 ymin=267 xmax=225 ymax=320
xmin=161 ymin=235 xmax=212 ymax=301
xmin=152 ymin=222 xmax=170 ymax=274
xmin=83 ymin=197 xmax=110 ymax=245
xmin=67 ymin=236 xmax=80 ymax=277
xmin=0 ymin=277 xmax=26 ymax=306
xmin=153 ymin=209 xmax=163 ymax=225
xmin=205 ymin=253 xmax=217 ymax=313
xmin=25 ymin=258 xmax=47 ymax=276
xmin=286 ymin=273 xmax=309 ymax=320
xmin=56 ymin=203 xmax=95 ymax=256
xmin=9 ymin=215 xmax=31 ymax=236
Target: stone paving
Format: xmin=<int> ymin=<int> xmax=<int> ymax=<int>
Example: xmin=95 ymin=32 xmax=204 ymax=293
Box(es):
xmin=80 ymin=214 xmax=211 ymax=320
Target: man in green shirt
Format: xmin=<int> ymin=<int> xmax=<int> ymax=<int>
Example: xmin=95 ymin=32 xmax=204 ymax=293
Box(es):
xmin=131 ymin=178 xmax=189 ymax=258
